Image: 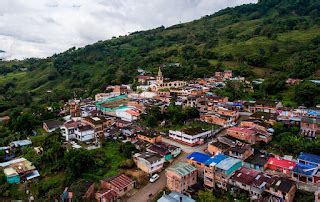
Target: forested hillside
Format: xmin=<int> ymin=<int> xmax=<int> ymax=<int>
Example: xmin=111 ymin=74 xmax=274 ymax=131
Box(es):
xmin=0 ymin=0 xmax=320 ymax=111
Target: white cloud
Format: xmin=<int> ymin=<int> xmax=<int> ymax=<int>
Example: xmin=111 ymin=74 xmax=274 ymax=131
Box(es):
xmin=0 ymin=0 xmax=257 ymax=60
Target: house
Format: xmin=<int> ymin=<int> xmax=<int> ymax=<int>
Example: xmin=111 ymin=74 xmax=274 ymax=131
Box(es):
xmin=156 ymin=142 xmax=181 ymax=158
xmin=0 ymin=158 xmax=40 ymax=184
xmin=292 ymin=163 xmax=320 ymax=184
xmin=264 ymin=177 xmax=296 ymax=202
xmin=297 ymin=152 xmax=320 ymax=167
xmin=300 ymin=114 xmax=320 ymax=138
xmin=229 ymin=167 xmax=273 ymax=200
xmin=244 ymin=151 xmax=269 ymax=171
xmin=226 ymin=142 xmax=253 ymax=161
xmin=137 ymin=131 xmax=162 ymax=144
xmin=158 ymin=192 xmax=196 ymax=202
xmin=115 ymin=119 xmax=132 ymax=128
xmin=227 ymin=127 xmax=256 ymax=144
xmin=116 ymin=108 xmax=140 ymax=122
xmin=227 ymin=126 xmax=272 ymax=145
xmin=82 ymin=116 xmax=114 ymax=138
xmin=187 ymin=152 xmax=211 ymax=171
xmin=248 ymin=100 xmax=281 ymax=114
xmin=137 ymin=75 xmax=154 ymax=84
xmin=100 ymin=174 xmax=135 ymax=197
xmin=223 ymin=70 xmax=233 ymax=79
xmin=43 ymin=120 xmax=63 ymax=132
xmin=95 ymin=188 xmax=118 ymax=202
xmin=200 ymin=113 xmax=234 ymax=127
xmin=207 ymin=140 xmax=231 ymax=155
xmin=200 ymin=106 xmax=239 ymax=126
xmin=166 ymin=162 xmax=197 ymax=193
xmin=265 ymin=157 xmax=296 ymax=176
xmin=147 ymin=145 xmax=172 ymax=162
xmin=74 ymin=125 xmax=95 ymax=142
xmin=203 ymin=153 xmax=229 ymax=189
xmin=133 ymin=152 xmax=165 ymax=174
xmin=250 ymin=112 xmax=278 ymax=125
xmin=60 ymin=120 xmax=78 ymax=141
xmin=169 ymin=127 xmax=212 ymax=146
xmin=293 ymin=152 xmax=320 ymax=184
xmin=213 ymin=156 xmax=242 ymax=190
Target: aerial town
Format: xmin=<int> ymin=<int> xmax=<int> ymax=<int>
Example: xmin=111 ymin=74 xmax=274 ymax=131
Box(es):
xmin=1 ymin=67 xmax=319 ymax=201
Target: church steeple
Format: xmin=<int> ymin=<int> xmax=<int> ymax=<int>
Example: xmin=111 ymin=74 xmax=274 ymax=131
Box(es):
xmin=157 ymin=67 xmax=163 ymax=77
xmin=157 ymin=67 xmax=163 ymax=84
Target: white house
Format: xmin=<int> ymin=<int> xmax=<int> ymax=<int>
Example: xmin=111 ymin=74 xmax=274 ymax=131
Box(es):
xmin=133 ymin=152 xmax=165 ymax=175
xmin=116 ymin=109 xmax=140 ymax=122
xmin=74 ymin=125 xmax=95 ymax=142
xmin=169 ymin=127 xmax=212 ymax=146
xmin=60 ymin=121 xmax=78 ymax=141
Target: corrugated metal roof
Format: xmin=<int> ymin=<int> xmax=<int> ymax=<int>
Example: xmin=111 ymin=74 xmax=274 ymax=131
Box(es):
xmin=216 ymin=157 xmax=241 ymax=171
xmin=166 ymin=162 xmax=197 ymax=176
xmin=204 ymin=154 xmax=228 ymax=166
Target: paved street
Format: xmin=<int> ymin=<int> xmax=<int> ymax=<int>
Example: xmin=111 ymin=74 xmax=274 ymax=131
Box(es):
xmin=126 ymin=152 xmax=188 ymax=202
xmin=126 ymin=128 xmax=228 ymax=202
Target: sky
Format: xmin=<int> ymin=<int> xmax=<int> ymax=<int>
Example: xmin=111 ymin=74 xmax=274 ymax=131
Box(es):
xmin=0 ymin=0 xmax=257 ymax=60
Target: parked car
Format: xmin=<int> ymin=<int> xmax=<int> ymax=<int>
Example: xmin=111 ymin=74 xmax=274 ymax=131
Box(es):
xmin=149 ymin=174 xmax=160 ymax=183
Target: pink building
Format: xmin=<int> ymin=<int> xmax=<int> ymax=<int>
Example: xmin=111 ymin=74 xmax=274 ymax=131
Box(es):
xmin=166 ymin=162 xmax=197 ymax=193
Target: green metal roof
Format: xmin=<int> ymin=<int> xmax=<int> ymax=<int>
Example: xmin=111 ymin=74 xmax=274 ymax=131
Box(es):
xmin=166 ymin=162 xmax=197 ymax=176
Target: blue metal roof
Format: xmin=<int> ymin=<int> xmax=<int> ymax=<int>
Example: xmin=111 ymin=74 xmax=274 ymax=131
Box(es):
xmin=298 ymin=152 xmax=320 ymax=165
xmin=187 ymin=152 xmax=211 ymax=164
xmin=204 ymin=153 xmax=228 ymax=166
xmin=293 ymin=163 xmax=318 ymax=176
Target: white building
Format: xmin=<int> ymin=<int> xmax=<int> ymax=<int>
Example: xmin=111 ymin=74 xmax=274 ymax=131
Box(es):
xmin=133 ymin=152 xmax=165 ymax=174
xmin=169 ymin=127 xmax=212 ymax=146
xmin=74 ymin=125 xmax=95 ymax=142
xmin=116 ymin=108 xmax=140 ymax=122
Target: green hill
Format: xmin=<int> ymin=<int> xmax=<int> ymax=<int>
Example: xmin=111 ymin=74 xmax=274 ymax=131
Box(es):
xmin=0 ymin=0 xmax=320 ymax=109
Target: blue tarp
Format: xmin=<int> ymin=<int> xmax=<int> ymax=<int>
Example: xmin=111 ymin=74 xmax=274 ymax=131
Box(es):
xmin=298 ymin=152 xmax=320 ymax=166
xmin=293 ymin=163 xmax=318 ymax=176
xmin=187 ymin=152 xmax=211 ymax=164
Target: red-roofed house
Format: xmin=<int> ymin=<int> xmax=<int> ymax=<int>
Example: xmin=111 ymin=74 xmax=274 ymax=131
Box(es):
xmin=100 ymin=174 xmax=135 ymax=197
xmin=265 ymin=157 xmax=296 ymax=176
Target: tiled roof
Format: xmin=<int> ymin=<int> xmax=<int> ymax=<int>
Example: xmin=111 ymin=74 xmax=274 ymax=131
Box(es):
xmin=166 ymin=162 xmax=197 ymax=177
xmin=103 ymin=174 xmax=134 ymax=190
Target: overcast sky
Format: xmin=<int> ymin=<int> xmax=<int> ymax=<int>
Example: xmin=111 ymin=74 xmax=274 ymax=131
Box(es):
xmin=0 ymin=0 xmax=257 ymax=60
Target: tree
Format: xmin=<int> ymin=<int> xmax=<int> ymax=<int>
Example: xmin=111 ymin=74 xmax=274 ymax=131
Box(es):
xmin=295 ymin=82 xmax=320 ymax=107
xmin=197 ymin=190 xmax=216 ymax=202
xmin=64 ymin=149 xmax=94 ymax=179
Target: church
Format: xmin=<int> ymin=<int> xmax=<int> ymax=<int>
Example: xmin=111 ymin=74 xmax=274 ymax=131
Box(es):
xmin=150 ymin=68 xmax=187 ymax=92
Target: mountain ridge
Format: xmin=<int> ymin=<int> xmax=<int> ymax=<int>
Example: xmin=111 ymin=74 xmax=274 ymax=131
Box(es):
xmin=0 ymin=0 xmax=319 ymax=107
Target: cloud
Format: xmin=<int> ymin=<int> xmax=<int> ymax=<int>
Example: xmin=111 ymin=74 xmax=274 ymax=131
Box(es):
xmin=0 ymin=0 xmax=257 ymax=60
